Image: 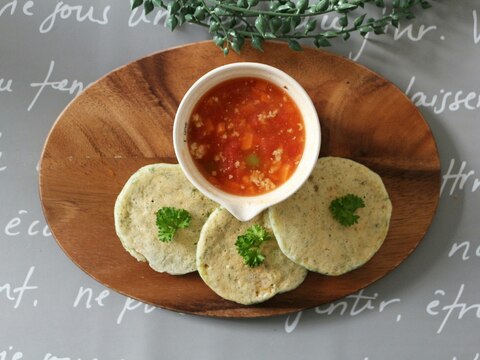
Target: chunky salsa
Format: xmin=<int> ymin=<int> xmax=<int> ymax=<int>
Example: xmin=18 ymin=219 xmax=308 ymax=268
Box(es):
xmin=187 ymin=77 xmax=305 ymax=196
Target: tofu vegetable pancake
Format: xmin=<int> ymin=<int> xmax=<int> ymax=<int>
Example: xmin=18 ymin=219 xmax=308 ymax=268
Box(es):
xmin=197 ymin=208 xmax=308 ymax=305
xmin=114 ymin=164 xmax=218 ymax=275
xmin=269 ymin=157 xmax=392 ymax=276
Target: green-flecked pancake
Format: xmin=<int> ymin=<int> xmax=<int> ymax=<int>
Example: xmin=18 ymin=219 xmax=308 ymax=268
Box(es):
xmin=114 ymin=164 xmax=218 ymax=275
xmin=269 ymin=157 xmax=392 ymax=276
xmin=197 ymin=208 xmax=308 ymax=305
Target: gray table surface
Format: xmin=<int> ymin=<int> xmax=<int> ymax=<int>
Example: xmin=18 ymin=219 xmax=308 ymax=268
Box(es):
xmin=1 ymin=0 xmax=479 ymax=359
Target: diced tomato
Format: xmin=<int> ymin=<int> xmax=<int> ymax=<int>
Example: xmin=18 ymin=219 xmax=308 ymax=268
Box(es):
xmin=278 ymin=164 xmax=292 ymax=183
xmin=240 ymin=132 xmax=254 ymax=150
xmin=217 ymin=122 xmax=225 ymax=133
xmin=187 ymin=77 xmax=305 ymax=196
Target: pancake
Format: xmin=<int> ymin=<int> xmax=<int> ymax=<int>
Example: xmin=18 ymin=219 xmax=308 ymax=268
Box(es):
xmin=269 ymin=157 xmax=392 ymax=275
xmin=114 ymin=163 xmax=218 ymax=275
xmin=197 ymin=208 xmax=308 ymax=305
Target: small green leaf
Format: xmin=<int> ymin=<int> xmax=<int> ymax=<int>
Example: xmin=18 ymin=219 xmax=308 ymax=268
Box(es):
xmin=237 ymin=0 xmax=248 ymax=7
xmin=336 ymin=3 xmax=358 ymax=12
xmin=296 ymin=0 xmax=308 ymax=12
xmin=131 ymin=0 xmax=144 ymax=10
xmin=144 ymin=0 xmax=154 ymax=15
xmin=209 ymin=19 xmax=220 ymax=32
xmin=269 ymin=1 xmax=280 ymax=11
xmin=166 ymin=15 xmax=178 ymax=31
xmin=152 ymin=0 xmax=163 ymax=6
xmin=213 ymin=34 xmax=225 ymax=48
xmin=255 ymin=15 xmax=267 ymax=36
xmin=194 ymin=6 xmax=206 ymax=20
xmin=315 ymin=0 xmax=329 ymax=11
xmin=228 ymin=18 xmax=238 ymax=28
xmin=213 ymin=7 xmax=227 ymax=16
xmin=374 ymin=0 xmax=385 ymax=7
xmin=421 ymin=1 xmax=431 ymax=9
xmin=280 ymin=20 xmax=291 ymax=34
xmin=247 ymin=0 xmax=259 ymax=7
xmin=314 ymin=36 xmax=331 ymax=47
xmin=288 ymin=39 xmax=302 ymax=51
xmin=167 ymin=1 xmax=179 ymax=15
xmin=391 ymin=17 xmax=399 ymax=28
xmin=269 ymin=17 xmax=282 ymax=33
xmin=405 ymin=11 xmax=415 ymax=20
xmin=251 ymin=36 xmax=264 ymax=52
xmin=339 ymin=15 xmax=348 ymax=28
xmin=354 ymin=14 xmax=366 ymax=27
xmin=264 ymin=32 xmax=277 ymax=39
xmin=231 ymin=35 xmax=245 ymax=54
xmin=290 ymin=16 xmax=301 ymax=29
xmin=305 ymin=19 xmax=317 ymax=33
xmin=351 ymin=0 xmax=365 ymax=6
xmin=323 ymin=31 xmax=338 ymax=38
xmin=277 ymin=3 xmax=294 ymax=12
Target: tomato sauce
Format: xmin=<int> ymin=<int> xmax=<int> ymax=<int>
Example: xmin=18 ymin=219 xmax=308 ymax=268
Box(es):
xmin=187 ymin=77 xmax=305 ymax=196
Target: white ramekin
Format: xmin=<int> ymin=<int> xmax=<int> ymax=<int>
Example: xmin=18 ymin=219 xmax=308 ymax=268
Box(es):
xmin=173 ymin=62 xmax=320 ymax=221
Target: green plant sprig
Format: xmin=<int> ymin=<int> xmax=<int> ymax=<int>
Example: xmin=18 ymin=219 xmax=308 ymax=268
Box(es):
xmin=130 ymin=0 xmax=432 ymax=54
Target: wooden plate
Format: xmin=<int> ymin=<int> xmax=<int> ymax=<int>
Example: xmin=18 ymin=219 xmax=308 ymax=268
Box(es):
xmin=39 ymin=41 xmax=440 ymax=318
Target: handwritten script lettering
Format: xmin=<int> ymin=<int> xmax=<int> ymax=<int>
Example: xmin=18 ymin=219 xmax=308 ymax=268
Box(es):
xmin=474 ymin=10 xmax=480 ymax=44
xmin=29 ymin=60 xmax=85 ymax=111
xmin=128 ymin=7 xmax=168 ymax=27
xmin=0 ymin=78 xmax=13 ymax=93
xmin=73 ymin=286 xmax=110 ymax=309
xmin=0 ymin=0 xmax=34 ymax=18
xmin=350 ymin=21 xmax=436 ymax=61
xmin=285 ymin=290 xmax=401 ymax=333
xmin=4 ymin=209 xmax=52 ymax=237
xmin=0 ymin=346 xmax=24 ymax=360
xmin=448 ymin=240 xmax=480 ymax=261
xmin=441 ymin=159 xmax=480 ymax=196
xmin=0 ymin=132 xmax=6 ymax=172
xmin=393 ymin=22 xmax=437 ymax=41
xmin=117 ymin=298 xmax=156 ymax=325
xmin=43 ymin=355 xmax=124 ymax=360
xmin=405 ymin=76 xmax=480 ymax=114
xmin=453 ymin=355 xmax=480 ymax=360
xmin=39 ymin=2 xmax=110 ymax=34
xmin=427 ymin=284 xmax=480 ymax=334
xmin=0 ymin=266 xmax=38 ymax=309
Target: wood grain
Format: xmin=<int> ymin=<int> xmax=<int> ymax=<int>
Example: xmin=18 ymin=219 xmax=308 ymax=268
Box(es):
xmin=39 ymin=41 xmax=440 ymax=318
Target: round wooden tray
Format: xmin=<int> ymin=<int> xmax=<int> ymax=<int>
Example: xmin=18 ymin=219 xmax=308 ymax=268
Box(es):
xmin=39 ymin=41 xmax=440 ymax=318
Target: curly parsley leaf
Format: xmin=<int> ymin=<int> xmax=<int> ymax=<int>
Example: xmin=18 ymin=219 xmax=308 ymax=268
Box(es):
xmin=329 ymin=194 xmax=365 ymax=227
xmin=235 ymin=224 xmax=272 ymax=267
xmin=155 ymin=207 xmax=191 ymax=242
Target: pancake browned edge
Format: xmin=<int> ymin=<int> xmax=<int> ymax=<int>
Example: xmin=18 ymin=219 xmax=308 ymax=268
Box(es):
xmin=269 ymin=157 xmax=392 ymax=276
xmin=196 ymin=208 xmax=308 ymax=305
xmin=114 ymin=163 xmax=218 ymax=275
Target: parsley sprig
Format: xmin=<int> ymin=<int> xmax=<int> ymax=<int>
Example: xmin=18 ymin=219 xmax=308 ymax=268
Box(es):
xmin=155 ymin=207 xmax=192 ymax=242
xmin=329 ymin=194 xmax=365 ymax=227
xmin=235 ymin=224 xmax=272 ymax=267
